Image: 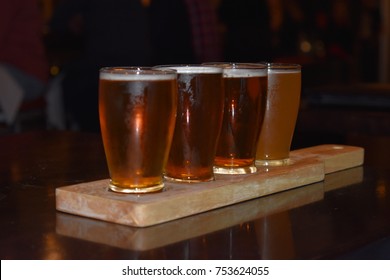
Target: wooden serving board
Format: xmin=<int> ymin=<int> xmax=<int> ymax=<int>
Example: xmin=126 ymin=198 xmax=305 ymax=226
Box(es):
xmin=55 ymin=144 xmax=364 ymax=227
xmin=56 ymin=181 xmax=324 ymax=251
xmin=56 ymin=165 xmax=363 ymax=251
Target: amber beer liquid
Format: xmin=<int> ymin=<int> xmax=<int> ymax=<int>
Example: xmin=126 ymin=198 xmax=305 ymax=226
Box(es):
xmin=158 ymin=66 xmax=224 ymax=182
xmin=256 ymin=64 xmax=301 ymax=166
xmin=99 ymin=68 xmax=177 ymax=193
xmin=214 ymin=65 xmax=267 ymax=174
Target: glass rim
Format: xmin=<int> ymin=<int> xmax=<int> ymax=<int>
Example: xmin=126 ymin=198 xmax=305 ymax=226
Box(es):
xmin=202 ymin=62 xmax=268 ymax=70
xmin=202 ymin=62 xmax=267 ymax=77
xmin=99 ymin=66 xmax=177 ymax=80
xmin=267 ymin=63 xmax=301 ymax=70
xmin=154 ymin=64 xmax=223 ymax=74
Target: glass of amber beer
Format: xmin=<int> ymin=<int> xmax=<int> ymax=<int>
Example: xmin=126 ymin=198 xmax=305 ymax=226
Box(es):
xmin=210 ymin=63 xmax=268 ymax=174
xmin=99 ymin=67 xmax=178 ymax=193
xmin=155 ymin=65 xmax=224 ymax=182
xmin=256 ymin=63 xmax=301 ymax=166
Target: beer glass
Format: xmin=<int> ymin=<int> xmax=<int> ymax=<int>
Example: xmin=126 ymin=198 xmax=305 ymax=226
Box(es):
xmin=256 ymin=63 xmax=301 ymax=166
xmin=210 ymin=63 xmax=268 ymax=174
xmin=155 ymin=65 xmax=224 ymax=182
xmin=99 ymin=67 xmax=178 ymax=193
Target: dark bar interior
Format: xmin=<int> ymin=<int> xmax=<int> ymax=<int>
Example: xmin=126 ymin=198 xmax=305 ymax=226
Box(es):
xmin=1 ymin=0 xmax=390 ymax=261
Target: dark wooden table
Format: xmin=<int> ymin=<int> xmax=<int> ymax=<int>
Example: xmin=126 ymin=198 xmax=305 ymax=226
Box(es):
xmin=1 ymin=130 xmax=390 ymax=259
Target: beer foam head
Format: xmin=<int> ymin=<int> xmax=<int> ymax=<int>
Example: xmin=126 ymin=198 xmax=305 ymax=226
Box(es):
xmin=100 ymin=67 xmax=176 ymax=81
xmin=202 ymin=63 xmax=267 ymax=78
xmin=268 ymin=69 xmax=301 ymax=74
xmin=155 ymin=65 xmax=223 ymax=74
xmin=268 ymin=63 xmax=301 ymax=74
xmin=223 ymin=68 xmax=267 ymax=78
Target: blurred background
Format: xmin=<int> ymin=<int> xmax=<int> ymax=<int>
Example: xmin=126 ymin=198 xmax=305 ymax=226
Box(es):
xmin=1 ymin=0 xmax=389 ymax=147
xmin=41 ymin=0 xmax=388 ymax=83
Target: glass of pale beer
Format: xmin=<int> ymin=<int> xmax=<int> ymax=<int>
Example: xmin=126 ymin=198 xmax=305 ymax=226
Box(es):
xmin=99 ymin=67 xmax=178 ymax=193
xmin=208 ymin=63 xmax=268 ymax=174
xmin=256 ymin=63 xmax=301 ymax=166
xmin=155 ymin=65 xmax=224 ymax=182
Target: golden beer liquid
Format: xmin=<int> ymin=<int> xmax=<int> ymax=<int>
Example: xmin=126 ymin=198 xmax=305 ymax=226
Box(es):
xmin=256 ymin=69 xmax=301 ymax=164
xmin=99 ymin=75 xmax=177 ymax=192
xmin=165 ymin=71 xmax=224 ymax=182
xmin=214 ymin=74 xmax=267 ymax=170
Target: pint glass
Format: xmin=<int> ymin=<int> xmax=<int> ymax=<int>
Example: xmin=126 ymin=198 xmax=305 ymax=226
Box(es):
xmin=211 ymin=63 xmax=268 ymax=174
xmin=155 ymin=65 xmax=224 ymax=182
xmin=256 ymin=63 xmax=301 ymax=166
xmin=99 ymin=67 xmax=178 ymax=193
